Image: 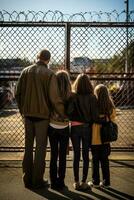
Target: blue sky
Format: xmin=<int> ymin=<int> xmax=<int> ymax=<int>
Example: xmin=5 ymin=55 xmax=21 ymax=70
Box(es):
xmin=0 ymin=0 xmax=133 ymax=13
xmin=0 ymin=0 xmax=133 ymax=61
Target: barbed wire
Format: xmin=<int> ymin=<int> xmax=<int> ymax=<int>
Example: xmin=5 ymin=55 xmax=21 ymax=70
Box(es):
xmin=0 ymin=10 xmax=134 ymax=22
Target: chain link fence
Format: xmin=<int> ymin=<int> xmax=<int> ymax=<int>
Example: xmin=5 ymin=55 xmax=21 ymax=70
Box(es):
xmin=0 ymin=11 xmax=134 ymax=151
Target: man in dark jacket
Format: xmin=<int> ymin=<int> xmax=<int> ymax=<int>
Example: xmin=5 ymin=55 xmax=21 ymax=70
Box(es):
xmin=15 ymin=49 xmax=65 ymax=189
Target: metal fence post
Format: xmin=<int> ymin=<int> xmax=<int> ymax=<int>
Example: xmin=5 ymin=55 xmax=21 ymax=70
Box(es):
xmin=65 ymin=22 xmax=71 ymax=71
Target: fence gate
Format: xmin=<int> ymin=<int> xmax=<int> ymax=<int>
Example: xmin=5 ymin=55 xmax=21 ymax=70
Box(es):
xmin=0 ymin=11 xmax=134 ymax=151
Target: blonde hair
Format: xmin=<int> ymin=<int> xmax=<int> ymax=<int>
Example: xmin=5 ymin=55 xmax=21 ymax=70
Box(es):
xmin=94 ymin=84 xmax=115 ymax=115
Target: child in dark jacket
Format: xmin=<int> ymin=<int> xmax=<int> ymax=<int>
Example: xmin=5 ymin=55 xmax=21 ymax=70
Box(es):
xmin=67 ymin=73 xmax=99 ymax=191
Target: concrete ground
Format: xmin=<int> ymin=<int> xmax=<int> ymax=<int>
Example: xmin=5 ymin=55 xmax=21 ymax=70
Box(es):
xmin=0 ymin=152 xmax=134 ymax=200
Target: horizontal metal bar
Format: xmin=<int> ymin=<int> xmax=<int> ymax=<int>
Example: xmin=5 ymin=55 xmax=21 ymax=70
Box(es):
xmin=1 ymin=76 xmax=134 ymax=81
xmin=0 ymin=21 xmax=66 ymax=27
xmin=0 ymin=72 xmax=134 ymax=76
xmin=0 ymin=148 xmax=133 ymax=152
xmin=0 ymin=21 xmax=134 ymax=27
xmin=68 ymin=22 xmax=134 ymax=28
xmin=0 ymin=77 xmax=134 ymax=81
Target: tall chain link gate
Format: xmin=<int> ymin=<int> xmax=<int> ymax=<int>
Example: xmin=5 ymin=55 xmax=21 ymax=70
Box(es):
xmin=0 ymin=11 xmax=134 ymax=151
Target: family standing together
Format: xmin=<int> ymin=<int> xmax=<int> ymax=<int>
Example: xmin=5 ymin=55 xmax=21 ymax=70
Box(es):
xmin=15 ymin=49 xmax=117 ymax=191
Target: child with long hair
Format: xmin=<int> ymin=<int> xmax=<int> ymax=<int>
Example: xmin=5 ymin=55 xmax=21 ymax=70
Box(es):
xmin=67 ymin=73 xmax=99 ymax=191
xmin=48 ymin=70 xmax=71 ymax=190
xmin=88 ymin=84 xmax=116 ymax=188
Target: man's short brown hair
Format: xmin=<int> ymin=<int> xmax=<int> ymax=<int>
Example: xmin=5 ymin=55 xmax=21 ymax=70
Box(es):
xmin=37 ymin=49 xmax=51 ymax=61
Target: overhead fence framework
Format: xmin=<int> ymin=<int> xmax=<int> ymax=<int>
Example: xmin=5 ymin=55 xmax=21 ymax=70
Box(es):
xmin=0 ymin=10 xmax=134 ymax=151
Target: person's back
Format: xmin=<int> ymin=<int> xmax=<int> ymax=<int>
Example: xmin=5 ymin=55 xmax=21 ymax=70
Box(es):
xmin=15 ymin=49 xmax=65 ymax=189
xmin=67 ymin=92 xmax=98 ymax=123
xmin=88 ymin=84 xmax=116 ymax=189
xmin=16 ymin=61 xmax=64 ymax=120
xmin=67 ymin=73 xmax=98 ymax=191
xmin=48 ymin=70 xmax=71 ymax=190
xmin=91 ymin=84 xmax=116 ymax=145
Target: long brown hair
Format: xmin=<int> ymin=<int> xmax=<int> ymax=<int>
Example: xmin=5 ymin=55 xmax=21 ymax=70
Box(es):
xmin=56 ymin=70 xmax=71 ymax=101
xmin=72 ymin=73 xmax=93 ymax=95
xmin=94 ymin=84 xmax=115 ymax=115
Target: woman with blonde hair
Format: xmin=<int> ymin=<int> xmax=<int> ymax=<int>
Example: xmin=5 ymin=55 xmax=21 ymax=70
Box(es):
xmin=88 ymin=84 xmax=116 ymax=188
xmin=67 ymin=73 xmax=99 ymax=191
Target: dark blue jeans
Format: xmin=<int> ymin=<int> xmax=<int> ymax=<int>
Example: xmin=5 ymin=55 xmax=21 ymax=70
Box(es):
xmin=91 ymin=144 xmax=111 ymax=185
xmin=70 ymin=124 xmax=91 ymax=182
xmin=48 ymin=126 xmax=69 ymax=185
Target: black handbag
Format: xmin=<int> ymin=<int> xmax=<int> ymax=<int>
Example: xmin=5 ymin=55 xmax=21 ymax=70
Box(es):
xmin=101 ymin=115 xmax=118 ymax=143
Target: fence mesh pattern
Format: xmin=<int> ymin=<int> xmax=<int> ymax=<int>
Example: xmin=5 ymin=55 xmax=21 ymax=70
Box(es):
xmin=70 ymin=26 xmax=134 ymax=73
xmin=0 ymin=80 xmax=134 ymax=151
xmin=0 ymin=10 xmax=134 ymax=151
